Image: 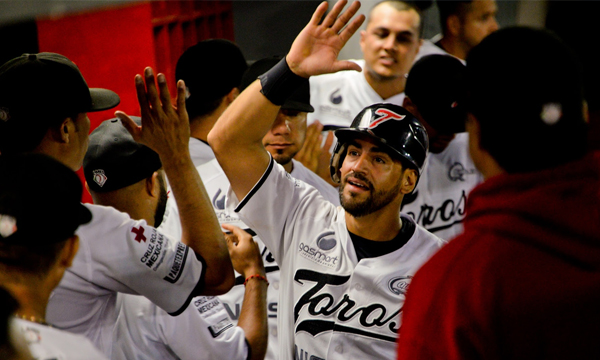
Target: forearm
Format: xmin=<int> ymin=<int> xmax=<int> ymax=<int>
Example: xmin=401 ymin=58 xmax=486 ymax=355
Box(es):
xmin=162 ymin=153 xmax=234 ymax=295
xmin=208 ymin=80 xmax=279 ymax=200
xmin=237 ymin=276 xmax=269 ymax=360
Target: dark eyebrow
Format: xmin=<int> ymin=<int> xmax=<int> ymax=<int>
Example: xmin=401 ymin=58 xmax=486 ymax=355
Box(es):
xmin=348 ymin=140 xmax=391 ymax=157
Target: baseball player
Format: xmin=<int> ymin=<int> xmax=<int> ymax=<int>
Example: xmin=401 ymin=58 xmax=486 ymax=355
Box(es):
xmin=0 ymin=53 xmax=233 ymax=356
xmin=0 ymin=154 xmax=107 ymax=359
xmin=207 ymin=1 xmax=445 ymax=358
xmin=415 ymin=0 xmax=498 ymax=63
xmin=306 ymin=0 xmax=422 ymax=129
xmin=159 ymin=57 xmax=340 ymax=360
xmin=82 ymin=118 xmax=268 ymax=360
xmin=400 ymin=54 xmax=483 ymax=240
xmin=175 ymin=39 xmax=247 ymax=167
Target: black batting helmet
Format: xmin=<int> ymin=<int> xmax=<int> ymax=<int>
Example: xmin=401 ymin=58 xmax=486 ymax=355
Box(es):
xmin=330 ymin=103 xmax=429 ymax=183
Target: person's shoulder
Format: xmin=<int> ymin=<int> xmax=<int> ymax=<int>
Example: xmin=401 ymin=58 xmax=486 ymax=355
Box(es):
xmin=14 ymin=319 xmax=109 ymax=359
xmin=81 ymin=203 xmax=131 ymax=226
xmin=290 ymin=160 xmax=340 ymax=205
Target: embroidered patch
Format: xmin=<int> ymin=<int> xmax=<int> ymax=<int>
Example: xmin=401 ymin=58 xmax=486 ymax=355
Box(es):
xmin=93 ymin=169 xmax=108 ymax=187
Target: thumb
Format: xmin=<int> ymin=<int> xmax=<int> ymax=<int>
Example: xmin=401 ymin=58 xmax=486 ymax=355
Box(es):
xmin=116 ymin=111 xmax=143 ymax=143
xmin=333 ymin=60 xmax=363 ymax=73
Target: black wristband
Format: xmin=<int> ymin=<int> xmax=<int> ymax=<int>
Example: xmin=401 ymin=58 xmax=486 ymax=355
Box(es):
xmin=258 ymin=57 xmax=308 ymax=106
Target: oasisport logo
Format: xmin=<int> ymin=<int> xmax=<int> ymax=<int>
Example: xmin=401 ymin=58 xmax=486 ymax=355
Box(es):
xmin=368 ymin=108 xmax=406 ymax=129
xmin=329 ymin=89 xmax=342 ymax=104
xmin=93 ymin=169 xmax=108 ymax=187
xmin=388 ymin=276 xmax=413 ymax=295
xmin=448 ymin=162 xmax=476 ymax=181
xmin=212 ymin=188 xmax=226 ymax=210
xmin=298 ymin=231 xmax=338 ymax=268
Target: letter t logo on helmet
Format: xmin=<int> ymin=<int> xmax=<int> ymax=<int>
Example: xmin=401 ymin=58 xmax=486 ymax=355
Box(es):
xmin=329 ymin=103 xmax=429 ymax=184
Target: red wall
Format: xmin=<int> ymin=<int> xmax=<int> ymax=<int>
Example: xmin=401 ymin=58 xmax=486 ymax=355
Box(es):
xmin=36 ymin=1 xmax=233 ymax=202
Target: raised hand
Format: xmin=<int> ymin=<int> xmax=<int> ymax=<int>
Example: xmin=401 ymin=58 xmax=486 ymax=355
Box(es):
xmin=115 ymin=67 xmax=190 ymax=161
xmin=287 ymin=0 xmax=365 ymax=78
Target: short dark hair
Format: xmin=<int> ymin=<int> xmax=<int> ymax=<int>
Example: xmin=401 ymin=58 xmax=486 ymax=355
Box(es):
xmin=436 ymin=1 xmax=472 ymax=35
xmin=368 ymin=0 xmax=425 ymax=37
xmin=0 ymin=240 xmax=68 ymax=277
xmin=175 ymin=39 xmax=247 ymax=119
xmin=467 ymin=27 xmax=587 ymax=173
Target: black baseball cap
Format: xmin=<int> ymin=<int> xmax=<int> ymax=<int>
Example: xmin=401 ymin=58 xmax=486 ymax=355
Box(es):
xmin=176 ymin=39 xmax=247 ymax=116
xmin=405 ymin=54 xmax=467 ymax=134
xmin=0 ymin=52 xmax=120 ymax=154
xmin=0 ymin=154 xmax=92 ymax=245
xmin=467 ymin=26 xmax=587 ymax=173
xmin=240 ymin=57 xmax=314 ymax=113
xmin=84 ymin=117 xmax=162 ymax=193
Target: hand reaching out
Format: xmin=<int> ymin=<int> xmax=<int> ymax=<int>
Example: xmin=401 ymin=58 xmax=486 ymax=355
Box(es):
xmin=286 ymin=0 xmax=365 ymax=78
xmin=222 ymin=224 xmax=265 ymax=279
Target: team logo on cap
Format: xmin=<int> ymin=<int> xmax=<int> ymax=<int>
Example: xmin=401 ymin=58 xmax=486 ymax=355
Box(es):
xmin=0 ymin=214 xmax=17 ymax=238
xmin=0 ymin=108 xmax=10 ymax=122
xmin=369 ymin=109 xmax=406 ymax=129
xmin=93 ymin=169 xmax=108 ymax=187
xmin=388 ymin=275 xmax=413 ymax=295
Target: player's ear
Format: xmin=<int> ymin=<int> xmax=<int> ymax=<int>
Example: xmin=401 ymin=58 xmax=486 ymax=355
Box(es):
xmin=403 ymin=97 xmax=419 ymax=117
xmin=227 ymin=87 xmax=240 ymax=103
xmin=48 ymin=117 xmax=73 ymax=143
xmin=400 ymin=168 xmax=418 ymax=194
xmin=447 ymin=14 xmax=461 ymax=37
xmin=60 ymin=235 xmax=80 ymax=268
xmin=146 ymin=172 xmax=159 ymax=198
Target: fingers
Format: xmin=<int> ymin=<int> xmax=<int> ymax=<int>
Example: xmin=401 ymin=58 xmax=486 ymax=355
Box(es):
xmin=176 ymin=80 xmax=188 ymax=120
xmin=144 ymin=68 xmax=161 ymax=117
xmin=221 ymin=224 xmax=252 ymax=243
xmin=331 ymin=0 xmax=360 ymax=34
xmin=309 ymin=1 xmax=329 ymax=26
xmin=157 ymin=73 xmax=173 ymax=114
xmin=115 ymin=111 xmax=143 ymax=143
xmin=339 ymin=12 xmax=365 ymax=42
xmin=322 ymin=0 xmax=347 ymax=28
xmin=134 ymin=74 xmax=152 ymax=121
xmin=323 ymin=130 xmax=335 ymax=152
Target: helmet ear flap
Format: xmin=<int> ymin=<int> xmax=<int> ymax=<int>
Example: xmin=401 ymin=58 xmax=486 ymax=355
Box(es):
xmin=329 ymin=142 xmax=347 ymax=184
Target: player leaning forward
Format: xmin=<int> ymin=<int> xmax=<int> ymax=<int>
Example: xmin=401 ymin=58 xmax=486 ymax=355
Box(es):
xmin=208 ymin=1 xmax=444 ymax=359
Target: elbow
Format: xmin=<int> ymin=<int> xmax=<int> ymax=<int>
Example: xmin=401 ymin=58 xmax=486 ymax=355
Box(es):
xmin=207 ymin=127 xmax=225 ymax=156
xmin=202 ymin=260 xmax=235 ymax=295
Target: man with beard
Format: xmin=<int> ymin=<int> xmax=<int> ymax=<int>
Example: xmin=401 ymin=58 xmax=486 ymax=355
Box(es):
xmin=84 ymin=118 xmax=268 ymax=360
xmin=303 ymin=0 xmax=424 ymax=186
xmin=207 ymin=1 xmax=444 ymax=358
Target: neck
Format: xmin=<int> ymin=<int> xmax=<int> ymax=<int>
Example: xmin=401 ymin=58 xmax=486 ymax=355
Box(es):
xmin=2 ymin=281 xmax=52 ymax=322
xmin=363 ymin=70 xmax=405 ymax=100
xmin=189 ymin=100 xmax=228 ymax=142
xmin=282 ymin=160 xmax=293 ymax=173
xmin=345 ymin=204 xmax=402 ymax=241
xmin=437 ymin=37 xmax=468 ymax=61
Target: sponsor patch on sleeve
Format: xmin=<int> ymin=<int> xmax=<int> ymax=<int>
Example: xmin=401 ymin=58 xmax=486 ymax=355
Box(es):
xmin=208 ymin=318 xmax=234 ymax=338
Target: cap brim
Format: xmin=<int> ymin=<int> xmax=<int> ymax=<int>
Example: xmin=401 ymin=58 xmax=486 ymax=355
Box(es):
xmin=89 ymin=88 xmax=120 ymax=112
xmin=281 ymin=100 xmax=314 ymax=113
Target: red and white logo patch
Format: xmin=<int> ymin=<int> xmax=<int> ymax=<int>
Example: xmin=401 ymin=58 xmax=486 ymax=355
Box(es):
xmin=368 ymin=108 xmax=406 ymax=129
xmin=93 ymin=169 xmax=108 ymax=187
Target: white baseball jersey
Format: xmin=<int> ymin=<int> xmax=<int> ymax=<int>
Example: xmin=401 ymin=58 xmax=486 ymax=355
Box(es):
xmin=225 ymin=158 xmax=445 ymax=360
xmin=111 ymin=294 xmax=247 ymax=360
xmin=159 ymin=157 xmax=339 ymax=360
xmin=189 ymin=137 xmax=216 ymax=167
xmin=307 ymin=60 xmax=405 ymax=128
xmin=12 ymin=318 xmax=108 ymax=360
xmin=414 ymin=35 xmax=466 ymax=65
xmin=46 ymin=203 xmax=204 ymax=356
xmin=401 ymin=133 xmax=483 ymax=241
xmin=290 ymin=159 xmax=340 ymax=206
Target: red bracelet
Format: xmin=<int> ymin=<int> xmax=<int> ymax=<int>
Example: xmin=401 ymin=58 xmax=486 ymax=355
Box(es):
xmin=244 ymin=274 xmax=269 ymax=286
